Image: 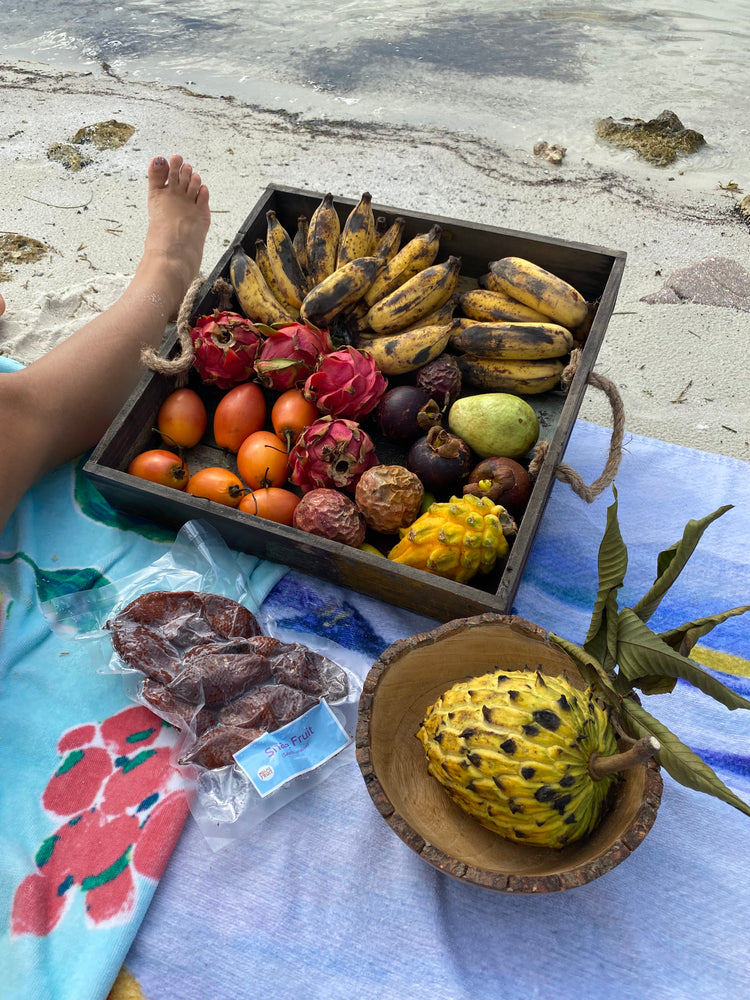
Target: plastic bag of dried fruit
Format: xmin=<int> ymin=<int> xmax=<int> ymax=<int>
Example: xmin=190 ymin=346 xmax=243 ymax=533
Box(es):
xmin=42 ymin=518 xmax=362 ymax=851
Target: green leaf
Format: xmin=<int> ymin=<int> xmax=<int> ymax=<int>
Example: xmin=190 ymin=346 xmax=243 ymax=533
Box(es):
xmin=620 ymin=699 xmax=750 ymax=818
xmin=616 ymin=607 xmax=750 ymax=711
xmin=584 ymin=488 xmax=627 ymax=667
xmin=548 ymin=633 xmax=622 ymax=709
xmin=631 ymin=505 xmax=733 ymax=624
xmin=657 ymin=605 xmax=750 ymax=658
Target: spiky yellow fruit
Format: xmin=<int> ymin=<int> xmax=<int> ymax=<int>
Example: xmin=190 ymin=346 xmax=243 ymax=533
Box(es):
xmin=417 ymin=668 xmax=619 ymax=848
xmin=387 ymin=494 xmax=511 ymax=584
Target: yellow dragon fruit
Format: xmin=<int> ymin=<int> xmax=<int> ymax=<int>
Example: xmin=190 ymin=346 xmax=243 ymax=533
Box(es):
xmin=387 ymin=493 xmax=515 ymax=584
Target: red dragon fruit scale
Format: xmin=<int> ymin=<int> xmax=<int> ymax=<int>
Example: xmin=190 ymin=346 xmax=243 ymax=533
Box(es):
xmin=289 ymin=415 xmax=379 ymax=493
xmin=303 ymin=345 xmax=388 ymax=421
xmin=190 ymin=310 xmax=263 ymax=389
xmin=254 ymin=322 xmax=334 ymax=393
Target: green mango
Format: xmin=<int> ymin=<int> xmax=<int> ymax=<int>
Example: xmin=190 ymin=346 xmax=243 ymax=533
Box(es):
xmin=448 ymin=393 xmax=539 ymax=458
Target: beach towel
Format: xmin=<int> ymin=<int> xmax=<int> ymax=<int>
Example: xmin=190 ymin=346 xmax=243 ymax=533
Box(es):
xmin=0 ymin=358 xmax=289 ymax=1000
xmin=1 ymin=342 xmax=748 ymax=999
xmin=120 ymin=421 xmax=750 ymax=1000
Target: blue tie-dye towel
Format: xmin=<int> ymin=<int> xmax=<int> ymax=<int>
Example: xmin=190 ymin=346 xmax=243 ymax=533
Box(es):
xmin=123 ymin=422 xmax=750 ymax=1000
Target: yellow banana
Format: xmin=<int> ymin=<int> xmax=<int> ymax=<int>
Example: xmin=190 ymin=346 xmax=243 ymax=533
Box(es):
xmin=450 ymin=319 xmax=574 ymax=359
xmin=456 ymin=355 xmax=565 ymax=395
xmin=300 ymin=256 xmax=380 ymax=329
xmin=365 ymin=255 xmax=462 ymax=336
xmin=488 ymin=256 xmax=589 ymax=329
xmin=292 ymin=214 xmax=311 ymax=290
xmin=229 ymin=247 xmax=295 ymax=327
xmin=265 ymin=210 xmax=309 ymax=312
xmin=306 ymin=192 xmax=341 ymax=286
xmin=460 ymin=286 xmax=552 ymax=324
xmin=363 ymin=224 xmax=442 ymax=307
xmin=372 ymin=216 xmax=406 ymax=270
xmin=337 ymin=192 xmax=377 ymax=268
xmin=360 ymin=324 xmax=453 ymax=376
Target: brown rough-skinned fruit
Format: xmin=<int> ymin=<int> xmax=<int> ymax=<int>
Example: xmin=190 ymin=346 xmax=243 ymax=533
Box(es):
xmin=354 ymin=465 xmax=425 ymax=535
xmin=293 ymin=487 xmax=367 ymax=547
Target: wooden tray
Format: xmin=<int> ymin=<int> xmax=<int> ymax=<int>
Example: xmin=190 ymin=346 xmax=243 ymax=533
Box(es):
xmin=84 ymin=185 xmax=626 ymax=622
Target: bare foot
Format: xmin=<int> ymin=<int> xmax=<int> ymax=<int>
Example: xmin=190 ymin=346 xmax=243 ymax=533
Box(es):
xmin=135 ymin=154 xmax=212 ymax=318
xmin=0 ymin=291 xmax=5 ymax=318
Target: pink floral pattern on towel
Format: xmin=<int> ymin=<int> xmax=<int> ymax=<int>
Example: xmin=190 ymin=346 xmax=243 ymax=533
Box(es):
xmin=11 ymin=705 xmax=188 ymax=937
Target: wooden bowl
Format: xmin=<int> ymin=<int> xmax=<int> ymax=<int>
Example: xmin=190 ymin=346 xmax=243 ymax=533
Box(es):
xmin=356 ymin=614 xmax=663 ymax=893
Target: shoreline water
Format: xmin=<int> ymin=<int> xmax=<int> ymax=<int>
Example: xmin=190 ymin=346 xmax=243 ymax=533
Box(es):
xmin=0 ymin=58 xmax=748 ymax=461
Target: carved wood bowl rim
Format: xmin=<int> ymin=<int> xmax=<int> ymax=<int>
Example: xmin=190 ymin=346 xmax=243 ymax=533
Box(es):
xmin=355 ymin=613 xmax=663 ymax=894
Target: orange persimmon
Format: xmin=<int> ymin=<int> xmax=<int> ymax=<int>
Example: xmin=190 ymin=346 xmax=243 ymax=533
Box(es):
xmin=213 ymin=382 xmax=267 ymax=453
xmin=157 ymin=388 xmax=207 ymax=449
xmin=186 ymin=467 xmax=246 ymax=507
xmin=127 ymin=449 xmax=189 ymax=490
xmin=238 ymin=487 xmax=301 ymax=526
xmin=236 ymin=430 xmax=290 ymax=490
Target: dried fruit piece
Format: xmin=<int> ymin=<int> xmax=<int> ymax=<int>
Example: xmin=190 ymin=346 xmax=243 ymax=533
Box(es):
xmin=179 ymin=725 xmax=266 ymax=769
xmin=107 ymin=591 xmax=261 ymax=681
xmin=218 ymin=684 xmax=317 ymax=729
xmin=170 ymin=638 xmax=273 ymax=706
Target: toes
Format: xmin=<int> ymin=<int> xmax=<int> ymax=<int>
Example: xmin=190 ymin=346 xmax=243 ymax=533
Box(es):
xmin=147 ymin=155 xmax=170 ymax=188
xmin=187 ymin=170 xmax=203 ymax=200
xmin=168 ymin=153 xmax=185 ymax=189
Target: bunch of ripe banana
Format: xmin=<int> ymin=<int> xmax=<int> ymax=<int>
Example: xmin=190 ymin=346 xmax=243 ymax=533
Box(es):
xmin=450 ymin=257 xmax=591 ymax=395
xmin=228 ymin=192 xmax=462 ymax=376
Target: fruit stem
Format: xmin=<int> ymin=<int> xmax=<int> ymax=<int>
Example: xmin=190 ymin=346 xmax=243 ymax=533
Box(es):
xmin=588 ymin=735 xmax=661 ymax=780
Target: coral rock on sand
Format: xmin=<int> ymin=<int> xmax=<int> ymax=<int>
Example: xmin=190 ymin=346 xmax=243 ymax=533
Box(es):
xmin=595 ymin=109 xmax=706 ymax=166
xmin=640 ymin=256 xmax=750 ymax=311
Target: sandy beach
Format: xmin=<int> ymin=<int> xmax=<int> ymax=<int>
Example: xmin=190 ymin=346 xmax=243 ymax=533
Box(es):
xmin=1 ymin=59 xmax=747 ymax=460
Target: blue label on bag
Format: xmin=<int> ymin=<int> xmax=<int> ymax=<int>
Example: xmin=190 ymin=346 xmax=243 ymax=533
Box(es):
xmin=234 ymin=700 xmax=350 ymax=797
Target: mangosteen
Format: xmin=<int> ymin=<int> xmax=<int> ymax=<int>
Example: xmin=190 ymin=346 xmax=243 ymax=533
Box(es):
xmin=376 ymin=385 xmax=442 ymax=444
xmin=407 ymin=425 xmax=473 ymax=494
xmin=415 ymin=354 xmax=462 ymax=409
xmin=462 ymin=456 xmax=533 ymax=517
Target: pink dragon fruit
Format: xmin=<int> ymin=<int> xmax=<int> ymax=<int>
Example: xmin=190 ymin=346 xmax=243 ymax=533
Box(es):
xmin=303 ymin=346 xmax=387 ymax=421
xmin=254 ymin=323 xmax=333 ymax=393
xmin=289 ymin=416 xmax=379 ymax=493
xmin=189 ymin=310 xmax=262 ymax=389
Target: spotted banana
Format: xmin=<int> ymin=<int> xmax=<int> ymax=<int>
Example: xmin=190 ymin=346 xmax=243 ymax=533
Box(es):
xmin=460 ymin=286 xmax=552 ymax=324
xmin=488 ymin=256 xmax=589 ymax=329
xmin=265 ymin=210 xmax=309 ymax=313
xmin=360 ymin=323 xmax=453 ymax=376
xmin=229 ymin=247 xmax=296 ymax=327
xmin=450 ymin=319 xmax=574 ymax=359
xmin=337 ymin=192 xmax=377 ymax=268
xmin=300 ymin=256 xmax=380 ymax=329
xmin=456 ymin=355 xmax=565 ymax=395
xmin=363 ymin=224 xmax=443 ymax=307
xmin=306 ymin=192 xmax=341 ymax=286
xmin=365 ymin=255 xmax=461 ymax=336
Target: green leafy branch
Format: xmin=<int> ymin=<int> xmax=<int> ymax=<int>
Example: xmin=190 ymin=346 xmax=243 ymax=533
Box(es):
xmin=550 ymin=488 xmax=750 ymax=817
